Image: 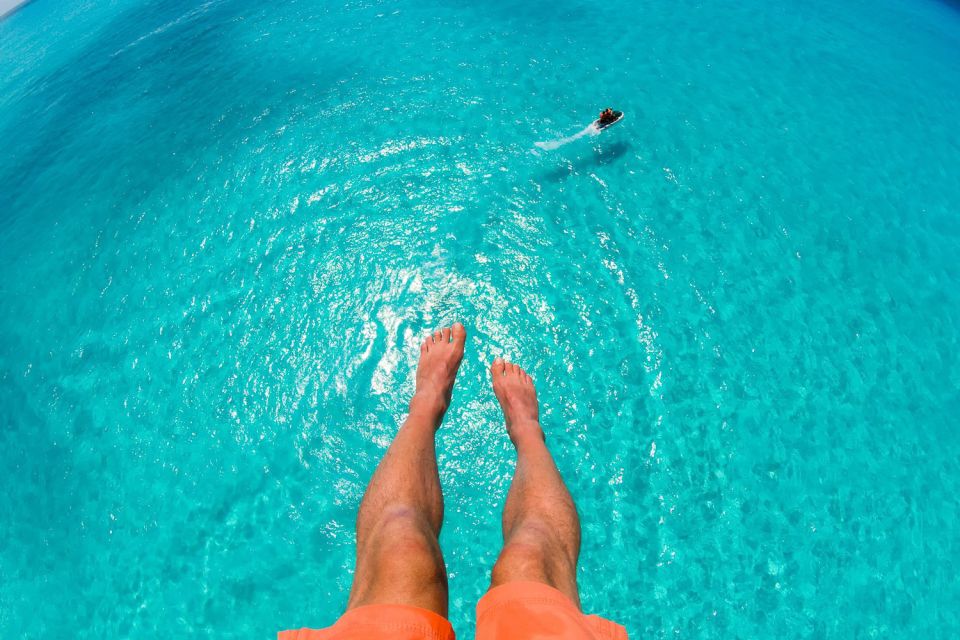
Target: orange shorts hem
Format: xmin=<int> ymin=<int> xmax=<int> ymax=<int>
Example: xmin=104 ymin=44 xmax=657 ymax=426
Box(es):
xmin=279 ymin=603 xmax=455 ymax=640
xmin=280 ymin=582 xmax=627 ymax=640
xmin=476 ymin=581 xmax=628 ymax=640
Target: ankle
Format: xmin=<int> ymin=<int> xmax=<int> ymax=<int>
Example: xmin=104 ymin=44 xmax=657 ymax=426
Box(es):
xmin=408 ymin=390 xmax=449 ymax=420
xmin=508 ymin=421 xmax=545 ymax=448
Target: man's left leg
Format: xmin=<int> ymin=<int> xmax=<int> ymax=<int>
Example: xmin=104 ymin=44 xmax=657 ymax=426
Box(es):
xmin=346 ymin=323 xmax=466 ymax=617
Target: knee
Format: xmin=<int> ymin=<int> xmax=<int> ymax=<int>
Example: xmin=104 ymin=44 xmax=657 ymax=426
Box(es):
xmin=349 ymin=507 xmax=448 ymax=614
xmin=491 ymin=520 xmax=579 ymax=594
xmin=364 ymin=507 xmax=445 ymax=585
xmin=491 ymin=540 xmax=552 ymax=586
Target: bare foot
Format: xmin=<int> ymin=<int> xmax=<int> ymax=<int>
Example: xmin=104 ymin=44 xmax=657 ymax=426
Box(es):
xmin=410 ymin=323 xmax=467 ymax=419
xmin=490 ymin=358 xmax=544 ymax=445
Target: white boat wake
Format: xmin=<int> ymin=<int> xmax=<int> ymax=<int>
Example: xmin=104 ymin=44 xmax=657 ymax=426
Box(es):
xmin=534 ymin=123 xmax=600 ymax=150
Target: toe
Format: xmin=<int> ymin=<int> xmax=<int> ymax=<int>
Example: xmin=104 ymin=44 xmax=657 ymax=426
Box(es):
xmin=421 ymin=335 xmax=432 ymax=352
xmin=433 ymin=329 xmax=443 ymax=344
xmin=491 ymin=357 xmax=506 ymax=377
xmin=441 ymin=327 xmax=451 ymax=343
xmin=452 ymin=322 xmax=466 ymax=346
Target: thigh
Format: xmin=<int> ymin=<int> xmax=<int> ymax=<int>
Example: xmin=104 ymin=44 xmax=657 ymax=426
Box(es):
xmin=347 ymin=508 xmax=449 ymax=617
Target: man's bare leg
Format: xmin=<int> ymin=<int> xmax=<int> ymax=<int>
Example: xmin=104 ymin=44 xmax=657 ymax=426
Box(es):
xmin=488 ymin=358 xmax=582 ymax=606
xmin=346 ymin=323 xmax=466 ymax=617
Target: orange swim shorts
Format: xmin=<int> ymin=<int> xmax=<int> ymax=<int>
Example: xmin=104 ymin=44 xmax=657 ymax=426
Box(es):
xmin=279 ymin=581 xmax=628 ymax=640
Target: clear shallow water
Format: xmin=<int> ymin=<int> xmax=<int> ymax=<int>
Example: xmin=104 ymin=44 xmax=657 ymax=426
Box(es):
xmin=1 ymin=0 xmax=959 ymax=637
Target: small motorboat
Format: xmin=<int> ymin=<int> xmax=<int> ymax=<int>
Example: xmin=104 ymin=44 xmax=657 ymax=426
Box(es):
xmin=595 ymin=110 xmax=624 ymax=130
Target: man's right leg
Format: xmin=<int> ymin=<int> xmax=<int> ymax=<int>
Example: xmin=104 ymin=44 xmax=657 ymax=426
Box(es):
xmin=487 ymin=358 xmax=582 ymax=606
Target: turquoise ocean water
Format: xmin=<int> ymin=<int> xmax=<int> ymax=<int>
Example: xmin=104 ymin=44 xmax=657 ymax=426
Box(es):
xmin=2 ymin=0 xmax=959 ymax=637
